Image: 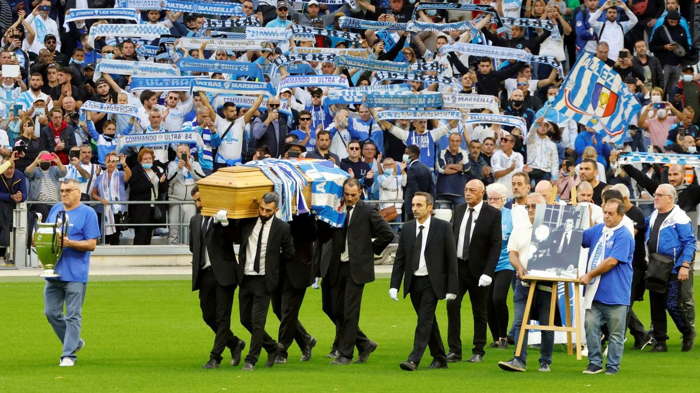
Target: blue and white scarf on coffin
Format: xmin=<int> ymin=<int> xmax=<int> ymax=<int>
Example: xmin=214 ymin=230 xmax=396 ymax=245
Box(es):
xmin=246 ymin=159 xmax=295 ymax=221
xmin=364 ymin=91 xmax=443 ymax=108
xmin=246 ymin=27 xmax=292 ymax=41
xmin=618 ymin=152 xmax=700 ymax=166
xmin=376 ymin=110 xmax=462 ymax=121
xmin=463 ymin=113 xmax=528 ymax=138
xmin=176 ymin=37 xmax=267 ymax=51
xmin=582 ymin=222 xmax=624 ymax=310
xmin=164 ymin=0 xmax=244 ymax=17
xmin=116 ymin=130 xmax=199 ymax=151
xmin=440 ymin=42 xmax=563 ymax=74
xmin=191 ymin=79 xmax=275 ymax=96
xmin=443 ymin=94 xmax=500 ymax=113
xmin=65 ymin=8 xmax=140 ymax=24
xmin=279 ymin=75 xmax=349 ymax=90
xmin=295 ymin=160 xmax=349 ymax=228
xmin=130 ymin=76 xmax=194 ymax=92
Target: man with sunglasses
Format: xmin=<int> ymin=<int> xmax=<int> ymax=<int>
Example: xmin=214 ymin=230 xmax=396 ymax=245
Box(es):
xmin=491 ymin=132 xmax=524 ymax=198
xmin=253 ymin=96 xmax=288 ymax=158
xmin=289 ymin=110 xmax=316 ymax=150
xmin=266 ymin=1 xmax=294 ymax=28
xmin=24 ymin=1 xmax=61 ymax=57
xmin=43 ymin=178 xmax=100 ymax=367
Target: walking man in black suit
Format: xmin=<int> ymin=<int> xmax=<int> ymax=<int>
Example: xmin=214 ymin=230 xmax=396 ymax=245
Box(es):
xmin=390 ymin=192 xmax=459 ymax=371
xmin=403 ymin=144 xmax=434 ymax=221
xmin=190 ymin=186 xmax=246 ymax=369
xmin=321 ymin=178 xmax=394 ymax=365
xmin=236 ymin=192 xmax=295 ymax=371
xmin=271 ymin=212 xmax=317 ymax=363
xmin=447 ymin=179 xmax=502 ymax=363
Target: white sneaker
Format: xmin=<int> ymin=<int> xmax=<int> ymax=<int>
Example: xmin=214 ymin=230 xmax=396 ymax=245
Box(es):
xmin=59 ymin=358 xmax=75 ymax=367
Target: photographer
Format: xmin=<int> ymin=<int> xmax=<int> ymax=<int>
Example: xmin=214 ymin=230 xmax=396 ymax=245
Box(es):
xmin=63 ymin=145 xmax=100 ymax=201
xmin=166 ymin=145 xmax=204 ymax=245
xmin=13 ymin=116 xmax=44 ymax=172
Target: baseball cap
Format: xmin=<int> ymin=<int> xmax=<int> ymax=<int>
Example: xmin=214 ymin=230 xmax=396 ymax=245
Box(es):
xmin=44 ymin=34 xmax=57 ymax=43
xmin=277 ymin=1 xmax=289 ymax=9
xmin=39 ymin=153 xmax=54 ymax=161
xmin=308 ymin=0 xmax=319 ymax=5
xmin=280 ymin=87 xmax=292 ymax=94
xmin=667 ymin=10 xmax=681 ymax=20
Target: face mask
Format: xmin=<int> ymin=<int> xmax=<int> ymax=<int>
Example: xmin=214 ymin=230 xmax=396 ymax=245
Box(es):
xmin=682 ymin=74 xmax=693 ymax=82
xmin=39 ymin=162 xmax=51 ymax=170
xmin=547 ymin=95 xmax=555 ymax=102
xmin=426 ymin=9 xmax=437 ymax=16
xmin=102 ymin=53 xmax=114 ymax=60
xmin=657 ymin=109 xmax=668 ymax=118
xmin=689 ymin=146 xmax=697 ymax=153
xmin=650 ymin=95 xmax=662 ymax=103
xmin=402 ymin=154 xmax=410 ymax=163
xmin=142 ymin=163 xmax=153 ymax=169
xmin=70 ymin=58 xmax=84 ymax=65
xmin=510 ymin=100 xmax=523 ymax=108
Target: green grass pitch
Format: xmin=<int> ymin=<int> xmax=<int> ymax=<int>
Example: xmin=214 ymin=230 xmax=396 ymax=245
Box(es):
xmin=1 ymin=275 xmax=698 ymax=392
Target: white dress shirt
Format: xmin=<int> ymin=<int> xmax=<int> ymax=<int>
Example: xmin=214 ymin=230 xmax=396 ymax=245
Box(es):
xmin=340 ymin=205 xmax=355 ymax=262
xmin=201 ymin=216 xmax=212 ymax=269
xmin=414 ymin=216 xmax=430 ymax=276
xmin=244 ymin=218 xmax=271 ymax=275
xmin=457 ymin=201 xmax=483 ymax=260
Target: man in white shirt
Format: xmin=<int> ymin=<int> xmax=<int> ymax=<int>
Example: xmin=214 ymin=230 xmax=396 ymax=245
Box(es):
xmin=213 ymin=96 xmax=263 ymax=167
xmin=491 ymin=132 xmax=524 ymax=197
xmin=526 ymin=119 xmax=560 ymax=184
xmin=588 ymin=1 xmax=638 ymax=62
xmin=578 ymin=181 xmax=604 ymax=226
xmin=162 ymin=92 xmax=194 ymax=132
xmin=23 ymin=0 xmax=61 ymax=55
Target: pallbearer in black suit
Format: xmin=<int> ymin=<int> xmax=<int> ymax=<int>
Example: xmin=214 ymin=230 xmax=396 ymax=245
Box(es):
xmin=322 ymin=178 xmax=394 ymax=365
xmin=447 ymin=179 xmax=502 ymax=363
xmin=390 ymin=192 xmax=459 ymax=371
xmin=271 ymin=212 xmax=317 ymax=363
xmin=236 ymin=192 xmax=295 ymax=371
xmin=190 ymin=186 xmax=246 ymax=369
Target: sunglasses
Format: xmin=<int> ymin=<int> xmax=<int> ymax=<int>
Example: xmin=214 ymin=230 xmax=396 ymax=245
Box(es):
xmin=269 ymin=104 xmax=280 ymax=108
xmin=102 ymin=50 xmax=114 ymax=54
xmin=300 ymin=117 xmax=311 ymax=121
xmin=278 ymin=7 xmax=288 ymax=11
xmin=526 ymin=204 xmax=538 ymax=210
xmin=348 ymin=147 xmax=360 ymax=151
xmin=501 ymin=137 xmax=512 ymax=142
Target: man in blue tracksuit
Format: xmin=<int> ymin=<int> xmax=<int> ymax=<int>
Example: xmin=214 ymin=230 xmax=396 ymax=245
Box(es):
xmin=574 ymin=0 xmax=601 ymax=55
xmin=645 ymin=184 xmax=696 ymax=352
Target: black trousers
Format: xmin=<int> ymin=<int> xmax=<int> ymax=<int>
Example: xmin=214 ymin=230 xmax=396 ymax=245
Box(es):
xmin=198 ymin=268 xmax=242 ymax=362
xmin=407 ymin=276 xmax=446 ymax=364
xmin=447 ymin=263 xmax=489 ymax=356
xmin=649 ymin=275 xmax=695 ymax=342
xmin=627 ymin=302 xmax=647 ymax=340
xmin=133 ymin=227 xmax=153 ymax=245
xmin=271 ymin=279 xmax=312 ymax=358
xmin=488 ymin=269 xmax=514 ymax=342
xmin=239 ymin=275 xmax=277 ymax=365
xmin=321 ymin=276 xmax=340 ymax=351
xmin=332 ymin=262 xmax=371 ymax=359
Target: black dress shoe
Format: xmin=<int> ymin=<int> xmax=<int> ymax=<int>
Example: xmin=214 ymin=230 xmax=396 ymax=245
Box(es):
xmin=399 ymin=361 xmax=417 ymax=371
xmin=275 ymin=355 xmax=288 ymax=364
xmin=467 ymin=354 xmax=484 ymax=363
xmin=331 ymin=356 xmax=352 ymax=365
xmin=242 ymin=362 xmax=255 ymax=371
xmin=327 ymin=349 xmax=339 ymax=359
xmin=445 ymin=352 xmax=462 ymax=362
xmin=650 ymin=342 xmax=668 ymax=352
xmin=230 ymin=340 xmax=246 ymax=366
xmin=301 ymin=337 xmax=317 ymax=361
xmin=356 ymin=341 xmax=378 ymax=363
xmin=682 ymin=331 xmax=696 ymax=352
xmin=428 ymin=359 xmax=448 ymax=369
xmin=203 ymin=358 xmax=220 ymax=369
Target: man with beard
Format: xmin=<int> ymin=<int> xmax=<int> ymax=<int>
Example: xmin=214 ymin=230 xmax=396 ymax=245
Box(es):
xmin=204 ymin=94 xmax=263 ymax=167
xmin=253 ymin=97 xmax=288 ymax=158
xmin=18 ymin=72 xmax=52 ymax=114
xmin=305 ymin=130 xmax=340 ymax=164
xmin=189 ymin=186 xmax=246 ymax=369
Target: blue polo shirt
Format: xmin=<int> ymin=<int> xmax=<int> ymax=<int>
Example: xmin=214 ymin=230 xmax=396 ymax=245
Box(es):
xmin=47 ymin=203 xmax=101 ymax=283
xmin=582 ymin=224 xmax=634 ymax=306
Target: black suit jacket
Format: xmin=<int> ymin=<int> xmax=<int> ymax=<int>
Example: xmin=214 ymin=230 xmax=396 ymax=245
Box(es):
xmin=390 ymin=217 xmax=458 ymax=298
xmin=404 ymin=160 xmax=434 ymax=220
xmin=255 ymin=112 xmax=288 ymax=158
xmin=190 ymin=214 xmax=239 ymax=291
xmin=285 ymin=213 xmax=317 ymax=289
xmin=40 ymin=124 xmax=78 ymax=154
xmin=237 ymin=216 xmax=295 ymax=292
xmin=321 ymin=200 xmax=394 ymax=285
xmin=451 ymin=203 xmax=502 ymax=280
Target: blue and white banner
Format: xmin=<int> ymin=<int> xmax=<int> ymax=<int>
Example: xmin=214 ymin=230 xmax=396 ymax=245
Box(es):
xmin=192 ymin=78 xmax=275 ymax=96
xmin=177 ymin=37 xmax=267 ymax=51
xmin=440 ymin=42 xmax=562 ymax=74
xmin=176 ymin=58 xmax=264 ymax=79
xmin=279 ymin=75 xmax=349 ymax=90
xmin=136 ymin=45 xmax=160 ymax=58
xmin=130 ymin=77 xmax=195 ymax=92
xmin=203 ymin=16 xmax=261 ymax=30
xmin=443 ymin=93 xmax=500 ymax=113
xmin=339 ymin=16 xmax=407 ymax=31
xmin=89 ymin=23 xmax=169 ymax=41
xmin=164 ymin=0 xmax=244 ymax=16
xmin=544 ymin=52 xmax=641 ymax=144
xmin=65 ymin=8 xmax=140 ymax=24
xmin=464 ymin=113 xmax=528 ymax=136
xmin=406 ymin=20 xmax=476 ymax=33
xmin=117 ymin=130 xmax=199 ymax=150
xmin=116 ymin=0 xmax=161 ymax=9
xmin=414 ymin=2 xmax=502 ymax=25
xmin=501 ymin=16 xmax=557 ymax=33
xmin=246 ymin=26 xmax=291 ymax=41
xmin=364 ymin=92 xmax=443 ymax=108
xmin=96 ymin=59 xmax=180 ymax=77
xmin=374 ymin=71 xmax=456 ymax=87
xmin=272 ymin=52 xmax=336 ymax=66
xmin=215 ymin=95 xmax=290 ymax=115
xmin=376 ymin=110 xmax=462 ymax=121
xmin=323 ymin=84 xmax=411 ymax=107
xmin=335 ymin=55 xmax=410 ymax=73
xmin=295 ymin=160 xmax=349 ymax=228
xmin=618 ymin=152 xmax=700 ymax=166
xmin=293 ymin=47 xmax=370 ymax=57
xmin=291 ymin=24 xmax=359 ymax=41
xmin=79 ymin=101 xmax=139 ymax=122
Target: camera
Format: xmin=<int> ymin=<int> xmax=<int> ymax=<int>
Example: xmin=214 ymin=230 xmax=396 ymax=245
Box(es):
xmin=12 ymin=144 xmax=27 ymax=154
xmin=69 ymin=150 xmax=80 ymax=159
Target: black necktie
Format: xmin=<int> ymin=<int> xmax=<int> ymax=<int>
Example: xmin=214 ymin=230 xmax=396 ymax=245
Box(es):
xmin=462 ymin=208 xmax=474 ymax=261
xmin=413 ymin=225 xmax=424 ymax=271
xmin=253 ymin=220 xmax=265 ymax=273
xmin=341 ymin=206 xmax=353 ymax=253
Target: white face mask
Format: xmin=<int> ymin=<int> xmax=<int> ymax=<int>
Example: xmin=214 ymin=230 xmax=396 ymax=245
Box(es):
xmin=547 ymin=95 xmax=555 ymax=102
xmin=402 ymin=154 xmax=411 ymax=163
xmin=689 ymin=146 xmax=697 ymax=153
xmin=682 ymin=74 xmax=693 ymax=82
xmin=650 ymin=95 xmax=662 ymax=103
xmin=657 ymin=109 xmax=668 ymax=118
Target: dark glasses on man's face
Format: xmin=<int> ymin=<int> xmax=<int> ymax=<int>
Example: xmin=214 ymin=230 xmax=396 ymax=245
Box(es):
xmin=269 ymin=104 xmax=280 ymax=108
xmin=300 ymin=117 xmax=311 ymax=121
xmin=349 ymin=147 xmax=360 ymax=151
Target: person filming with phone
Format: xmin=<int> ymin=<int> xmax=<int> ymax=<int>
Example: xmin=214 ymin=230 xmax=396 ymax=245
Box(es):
xmin=638 ymin=87 xmax=684 ymax=149
xmin=166 ymin=144 xmax=205 ymax=245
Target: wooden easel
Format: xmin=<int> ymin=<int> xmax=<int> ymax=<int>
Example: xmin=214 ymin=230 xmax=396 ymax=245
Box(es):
xmin=514 ymin=276 xmax=584 ymax=360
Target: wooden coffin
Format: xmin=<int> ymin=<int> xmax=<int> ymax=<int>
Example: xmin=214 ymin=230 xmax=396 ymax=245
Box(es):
xmin=197 ymin=166 xmax=312 ymax=219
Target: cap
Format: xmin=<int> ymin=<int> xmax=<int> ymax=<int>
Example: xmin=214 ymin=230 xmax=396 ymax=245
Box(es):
xmin=623 ymin=75 xmax=637 ymax=84
xmin=285 ymin=142 xmax=307 ymax=153
xmin=280 ymin=87 xmax=292 ymax=94
xmin=310 ymin=87 xmax=323 ymax=97
xmin=14 ymin=140 xmax=26 ymax=148
xmin=44 ymin=34 xmax=56 ymax=43
xmin=308 ymin=0 xmax=319 ymax=5
xmin=667 ymin=10 xmax=681 ymax=20
xmin=39 ymin=153 xmax=54 ymax=161
xmin=277 ymin=1 xmax=289 ymax=9
xmin=84 ymin=63 xmax=95 ymax=71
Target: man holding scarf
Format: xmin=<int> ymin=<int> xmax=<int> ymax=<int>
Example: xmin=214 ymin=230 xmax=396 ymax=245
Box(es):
xmin=579 ymin=198 xmax=635 ymax=375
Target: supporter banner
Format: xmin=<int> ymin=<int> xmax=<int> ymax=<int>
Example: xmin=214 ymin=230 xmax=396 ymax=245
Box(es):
xmin=130 ymin=76 xmax=195 ymax=92
xmin=279 ymin=75 xmax=349 ymax=90
xmin=376 ymin=110 xmax=462 ymax=121
xmin=176 ymin=58 xmax=264 ymax=79
xmin=411 ymin=61 xmax=444 ymax=72
xmin=291 ymin=24 xmax=359 ymax=41
xmin=501 ymin=17 xmax=556 ymax=32
xmin=294 ymin=47 xmax=370 ymax=57
xmin=272 ymin=52 xmax=337 ymax=66
xmin=374 ymin=71 xmax=456 ymax=86
xmin=406 ymin=20 xmax=476 ymax=33
xmin=323 ymin=84 xmax=411 ymax=106
xmin=88 ymin=23 xmax=169 ymax=41
xmin=117 ymin=131 xmax=198 ymax=150
xmin=442 ymin=93 xmax=500 ymax=112
xmin=65 ymin=8 xmax=140 ymax=24
xmin=285 ymin=62 xmax=316 ymax=75
xmin=136 ymin=45 xmax=160 ymax=58
xmin=336 ymin=55 xmax=410 ymax=73
xmin=414 ymin=2 xmax=502 ymax=25
xmin=216 ymin=95 xmax=292 ymax=115
xmin=163 ymin=0 xmax=244 ymax=17
xmin=618 ymin=152 xmax=700 ymax=166
xmin=203 ymin=16 xmax=261 ymax=30
xmin=463 ymin=113 xmax=528 ymax=136
xmin=246 ymin=27 xmax=292 ymax=41
xmin=545 ymin=52 xmax=640 ymax=144
xmin=439 ymin=42 xmax=562 ymax=74
xmin=364 ymin=92 xmax=443 ymax=108
xmin=177 ymin=37 xmax=268 ymax=51
xmin=79 ymin=101 xmax=140 ymax=122
xmin=95 ymin=59 xmax=180 ymax=77
xmin=116 ymin=0 xmax=161 ymax=9
xmin=338 ymin=16 xmax=407 ymax=31
xmin=191 ymin=78 xmax=275 ymax=96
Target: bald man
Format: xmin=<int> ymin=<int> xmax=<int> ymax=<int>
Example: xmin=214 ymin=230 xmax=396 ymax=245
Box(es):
xmin=447 ymin=179 xmax=502 ymax=362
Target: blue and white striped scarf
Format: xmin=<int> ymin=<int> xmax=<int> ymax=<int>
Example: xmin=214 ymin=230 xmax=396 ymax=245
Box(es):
xmin=296 ymin=160 xmax=349 ymax=228
xmin=129 ymin=76 xmax=194 ymax=92
xmin=364 ymin=91 xmax=443 ymax=108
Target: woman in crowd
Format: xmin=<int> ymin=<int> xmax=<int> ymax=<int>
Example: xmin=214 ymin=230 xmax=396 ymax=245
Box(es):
xmin=91 ymin=152 xmax=131 ymax=245
xmin=127 ymin=148 xmax=166 ymax=245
